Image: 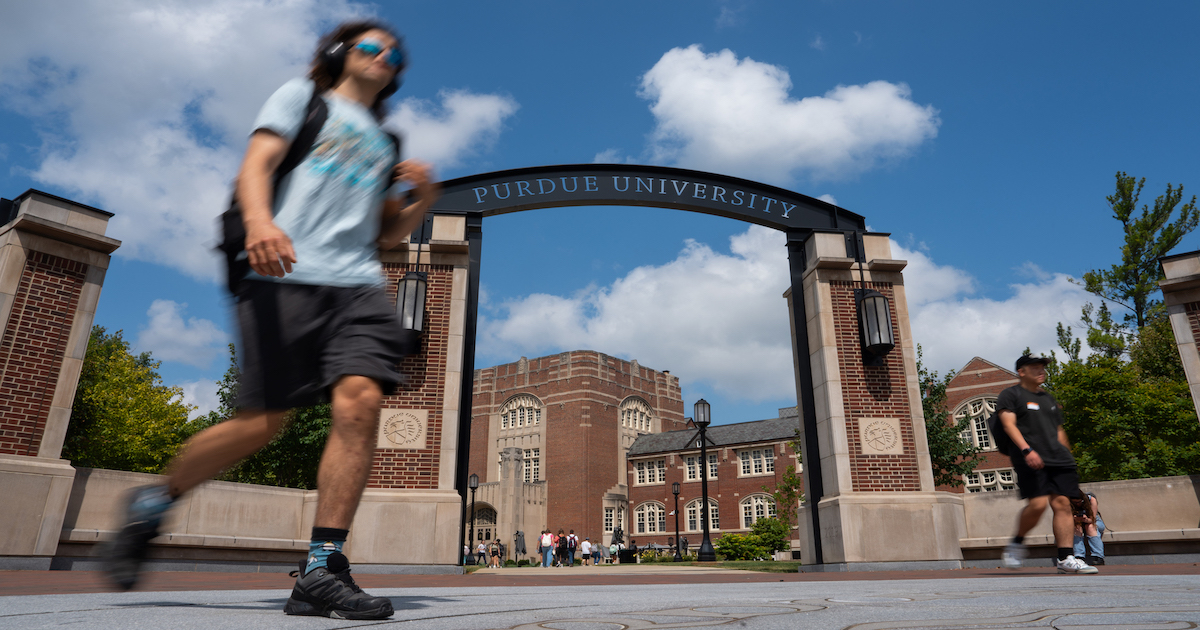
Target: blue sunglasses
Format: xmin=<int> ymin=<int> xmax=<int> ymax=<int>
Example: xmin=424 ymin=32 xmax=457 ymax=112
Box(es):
xmin=353 ymin=39 xmax=405 ymax=68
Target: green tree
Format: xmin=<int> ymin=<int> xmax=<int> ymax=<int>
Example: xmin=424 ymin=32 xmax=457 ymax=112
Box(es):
xmin=749 ymin=517 xmax=790 ymax=554
xmin=762 ymin=430 xmax=803 ymax=529
xmin=63 ymin=326 xmax=194 ymax=473
xmin=1081 ymin=172 xmax=1197 ymax=330
xmin=917 ymin=346 xmax=983 ymax=487
xmin=1048 ymin=349 xmax=1200 ymax=481
xmin=181 ymin=344 xmax=330 ymax=489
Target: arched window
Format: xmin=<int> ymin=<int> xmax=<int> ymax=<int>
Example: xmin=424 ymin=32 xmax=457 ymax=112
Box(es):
xmin=472 ymin=506 xmax=496 ymax=542
xmin=740 ymin=495 xmax=776 ymax=529
xmin=953 ymin=397 xmax=997 ymax=451
xmin=500 ymin=394 xmax=543 ymax=430
xmin=620 ymin=397 xmax=654 ymax=432
xmin=684 ymin=498 xmax=720 ymax=532
xmin=634 ymin=502 xmax=666 ymax=534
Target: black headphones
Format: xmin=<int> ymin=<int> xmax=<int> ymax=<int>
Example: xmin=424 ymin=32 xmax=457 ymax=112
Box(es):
xmin=321 ymin=38 xmax=402 ymax=99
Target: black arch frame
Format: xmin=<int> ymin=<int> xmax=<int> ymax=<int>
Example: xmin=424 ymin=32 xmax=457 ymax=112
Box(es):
xmin=438 ymin=163 xmax=861 ymax=566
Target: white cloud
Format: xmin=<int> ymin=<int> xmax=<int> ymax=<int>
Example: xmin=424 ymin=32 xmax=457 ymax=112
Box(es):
xmin=810 ymin=35 xmax=826 ymax=51
xmin=179 ymin=379 xmax=221 ymax=419
xmin=481 ymin=225 xmax=795 ymax=402
xmin=136 ymin=300 xmax=226 ymax=368
xmin=0 ymin=0 xmax=517 ymax=280
xmin=386 ymin=90 xmax=518 ymax=170
xmin=892 ymin=242 xmax=1093 ymax=375
xmin=479 ymin=226 xmax=1094 ymax=402
xmin=637 ymin=45 xmax=940 ymax=184
xmin=818 ymin=193 xmax=838 ymax=205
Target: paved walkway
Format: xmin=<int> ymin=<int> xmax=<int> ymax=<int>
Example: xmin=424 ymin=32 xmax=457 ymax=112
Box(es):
xmin=2 ymin=564 xmax=1199 ymax=629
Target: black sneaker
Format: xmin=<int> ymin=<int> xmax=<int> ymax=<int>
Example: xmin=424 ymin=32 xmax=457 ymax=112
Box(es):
xmin=284 ymin=552 xmax=393 ymax=619
xmin=100 ymin=485 xmax=171 ymax=591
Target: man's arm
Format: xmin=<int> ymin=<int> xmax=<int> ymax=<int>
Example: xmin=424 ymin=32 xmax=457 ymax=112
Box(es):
xmin=236 ymin=130 xmax=297 ymax=278
xmin=999 ymin=409 xmax=1044 ymax=470
xmin=1057 ymin=426 xmax=1071 ymax=449
xmin=379 ymin=159 xmax=440 ymax=251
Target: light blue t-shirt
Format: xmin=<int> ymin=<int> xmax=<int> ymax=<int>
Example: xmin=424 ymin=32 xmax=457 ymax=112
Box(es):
xmin=250 ymin=78 xmax=396 ymax=287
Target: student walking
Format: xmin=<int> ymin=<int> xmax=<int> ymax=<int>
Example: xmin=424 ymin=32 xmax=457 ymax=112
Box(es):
xmin=101 ymin=19 xmax=439 ymax=620
xmin=998 ymin=354 xmax=1098 ymax=574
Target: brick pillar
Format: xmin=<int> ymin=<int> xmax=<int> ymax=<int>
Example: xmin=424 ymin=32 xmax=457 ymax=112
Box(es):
xmin=787 ymin=232 xmax=964 ymax=567
xmin=0 ymin=190 xmax=119 ymax=564
xmin=1158 ymin=251 xmax=1200 ymax=421
xmin=339 ymin=214 xmax=468 ymax=565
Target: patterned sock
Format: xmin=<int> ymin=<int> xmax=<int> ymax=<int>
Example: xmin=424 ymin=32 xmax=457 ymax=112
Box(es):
xmin=305 ymin=527 xmax=349 ymax=575
xmin=130 ymin=485 xmax=174 ymax=530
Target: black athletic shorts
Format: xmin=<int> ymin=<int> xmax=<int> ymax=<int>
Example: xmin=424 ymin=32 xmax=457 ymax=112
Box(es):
xmin=1011 ymin=458 xmax=1081 ymax=500
xmin=235 ymin=280 xmax=411 ymax=410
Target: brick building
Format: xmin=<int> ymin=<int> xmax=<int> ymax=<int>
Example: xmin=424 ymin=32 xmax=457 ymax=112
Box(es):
xmin=624 ymin=409 xmax=802 ymax=554
xmin=468 ymin=351 xmax=687 ymax=552
xmin=940 ymin=357 xmax=1019 ymax=493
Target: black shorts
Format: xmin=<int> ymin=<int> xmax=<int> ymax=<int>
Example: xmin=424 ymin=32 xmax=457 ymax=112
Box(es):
xmin=1012 ymin=458 xmax=1081 ymax=500
xmin=235 ymin=280 xmax=413 ymax=410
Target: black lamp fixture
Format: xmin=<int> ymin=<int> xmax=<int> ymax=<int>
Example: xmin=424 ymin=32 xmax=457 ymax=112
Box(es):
xmin=397 ymin=216 xmax=430 ymax=334
xmin=396 ymin=271 xmax=427 ymax=332
xmin=853 ymin=234 xmax=895 ymax=366
xmin=692 ymin=399 xmax=717 ymax=562
xmin=672 ymin=481 xmax=682 ymax=562
xmin=466 ymin=472 xmax=479 ymax=565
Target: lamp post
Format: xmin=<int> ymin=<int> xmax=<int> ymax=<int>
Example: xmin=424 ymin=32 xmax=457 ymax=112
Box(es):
xmin=467 ymin=473 xmax=479 ymax=565
xmin=694 ymin=399 xmax=716 ymax=562
xmin=672 ymin=482 xmax=682 ymax=562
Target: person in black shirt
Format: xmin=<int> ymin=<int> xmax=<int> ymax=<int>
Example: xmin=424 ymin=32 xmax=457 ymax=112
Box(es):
xmin=997 ymin=354 xmax=1097 ymax=574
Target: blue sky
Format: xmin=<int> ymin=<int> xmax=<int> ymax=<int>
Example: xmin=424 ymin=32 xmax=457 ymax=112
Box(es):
xmin=2 ymin=1 xmax=1198 ymax=425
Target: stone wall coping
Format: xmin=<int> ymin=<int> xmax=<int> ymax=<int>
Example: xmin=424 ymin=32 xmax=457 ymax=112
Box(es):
xmin=961 ymin=528 xmax=1200 ymax=548
xmin=3 ymin=214 xmax=121 ymax=254
xmin=867 ymin=259 xmax=907 ymax=272
xmin=61 ymin=528 xmax=308 ymax=551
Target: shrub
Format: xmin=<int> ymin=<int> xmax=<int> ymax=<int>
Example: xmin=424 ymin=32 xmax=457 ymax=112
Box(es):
xmin=714 ymin=533 xmax=771 ymax=561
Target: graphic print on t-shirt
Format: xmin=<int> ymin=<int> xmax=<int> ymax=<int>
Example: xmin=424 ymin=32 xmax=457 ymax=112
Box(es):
xmin=308 ymin=117 xmax=393 ymax=190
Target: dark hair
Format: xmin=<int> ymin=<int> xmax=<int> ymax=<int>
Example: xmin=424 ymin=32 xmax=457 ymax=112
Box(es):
xmin=309 ymin=20 xmax=403 ymax=120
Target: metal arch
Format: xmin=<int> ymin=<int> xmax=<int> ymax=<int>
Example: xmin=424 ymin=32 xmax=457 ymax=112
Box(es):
xmin=428 ymin=163 xmax=866 ymax=232
xmin=443 ymin=163 xmax=848 ymax=567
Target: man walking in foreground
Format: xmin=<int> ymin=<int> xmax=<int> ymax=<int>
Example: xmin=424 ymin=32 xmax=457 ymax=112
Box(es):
xmin=998 ymin=354 xmax=1098 ymax=574
xmin=102 ymin=19 xmax=439 ymax=619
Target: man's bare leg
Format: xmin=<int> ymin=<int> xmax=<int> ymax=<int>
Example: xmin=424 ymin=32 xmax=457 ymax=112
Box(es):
xmin=164 ymin=411 xmax=289 ymax=497
xmin=314 ymin=375 xmax=383 ymax=529
xmin=1049 ymin=494 xmax=1074 ymax=547
xmin=1015 ymin=495 xmax=1049 ymax=538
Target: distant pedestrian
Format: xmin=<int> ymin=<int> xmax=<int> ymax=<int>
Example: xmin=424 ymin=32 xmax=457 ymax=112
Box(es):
xmin=566 ymin=530 xmax=579 ymax=566
xmin=488 ymin=539 xmax=501 ymax=568
xmin=998 ymin=354 xmax=1098 ymax=574
xmin=476 ymin=541 xmax=486 ymax=566
xmin=580 ymin=537 xmax=592 ymax=566
xmin=555 ymin=529 xmax=568 ymax=567
xmin=539 ymin=530 xmax=554 ymax=567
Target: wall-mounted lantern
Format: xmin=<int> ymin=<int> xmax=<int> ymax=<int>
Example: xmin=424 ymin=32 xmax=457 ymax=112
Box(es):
xmin=396 ymin=271 xmax=427 ymax=333
xmin=855 ymin=288 xmax=894 ymax=365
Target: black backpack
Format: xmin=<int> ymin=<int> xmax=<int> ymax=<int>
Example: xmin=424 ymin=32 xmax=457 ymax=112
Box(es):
xmin=217 ymin=87 xmax=399 ymax=294
xmin=987 ymin=410 xmax=1014 ymax=456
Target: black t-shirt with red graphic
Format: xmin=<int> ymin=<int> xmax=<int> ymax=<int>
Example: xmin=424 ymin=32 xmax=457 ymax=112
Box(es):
xmin=996 ymin=384 xmax=1075 ymax=468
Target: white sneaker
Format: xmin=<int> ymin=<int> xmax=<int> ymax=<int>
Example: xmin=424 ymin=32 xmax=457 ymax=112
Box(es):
xmin=1001 ymin=542 xmax=1026 ymax=569
xmin=1057 ymin=555 xmax=1099 ymax=574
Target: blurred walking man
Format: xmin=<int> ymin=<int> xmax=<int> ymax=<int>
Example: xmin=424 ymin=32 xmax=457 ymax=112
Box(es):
xmin=998 ymin=354 xmax=1098 ymax=574
xmin=102 ymin=19 xmax=439 ymax=619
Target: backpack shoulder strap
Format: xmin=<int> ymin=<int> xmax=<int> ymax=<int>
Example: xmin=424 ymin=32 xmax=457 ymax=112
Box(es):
xmin=274 ymin=88 xmax=328 ymax=183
